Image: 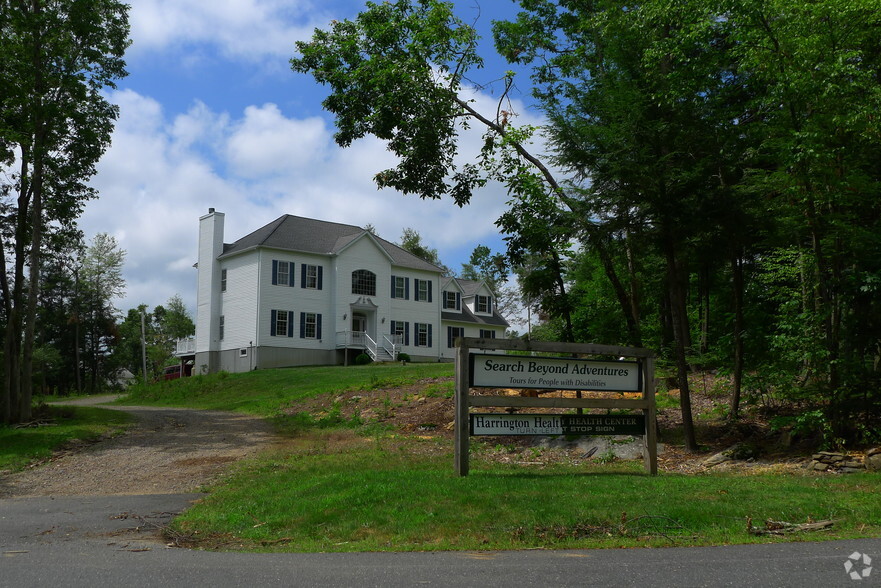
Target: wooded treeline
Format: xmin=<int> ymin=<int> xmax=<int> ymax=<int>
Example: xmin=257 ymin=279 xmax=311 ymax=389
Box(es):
xmin=292 ymin=0 xmax=881 ymax=448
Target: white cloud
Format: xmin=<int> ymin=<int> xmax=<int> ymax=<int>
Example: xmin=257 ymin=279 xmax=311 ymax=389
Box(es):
xmin=225 ymin=104 xmax=328 ymax=177
xmin=82 ymin=89 xmax=517 ymax=315
xmin=128 ymin=0 xmax=328 ymax=61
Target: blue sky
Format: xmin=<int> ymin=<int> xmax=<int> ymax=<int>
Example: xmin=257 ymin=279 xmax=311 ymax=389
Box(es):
xmin=79 ymin=0 xmax=542 ymax=316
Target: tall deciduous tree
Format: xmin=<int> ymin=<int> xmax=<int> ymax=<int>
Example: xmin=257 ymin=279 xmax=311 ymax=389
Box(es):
xmin=0 ymin=0 xmax=129 ymax=423
xmin=78 ymin=232 xmax=125 ymax=393
xmin=399 ymin=227 xmax=452 ymax=275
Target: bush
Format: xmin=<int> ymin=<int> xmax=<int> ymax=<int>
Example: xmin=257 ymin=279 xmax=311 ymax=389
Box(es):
xmin=397 ymin=353 xmax=411 ymax=362
xmin=354 ymin=353 xmax=372 ymax=365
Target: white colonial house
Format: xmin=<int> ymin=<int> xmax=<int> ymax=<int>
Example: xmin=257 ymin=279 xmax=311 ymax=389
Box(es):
xmin=177 ymin=209 xmax=508 ymax=374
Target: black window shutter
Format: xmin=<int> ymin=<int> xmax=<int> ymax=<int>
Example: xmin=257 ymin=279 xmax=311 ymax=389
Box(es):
xmin=405 ymin=278 xmax=409 ymax=300
xmin=390 ymin=275 xmax=397 ymax=299
xmin=272 ymin=260 xmax=279 ymax=285
xmin=316 ymin=314 xmax=322 ymax=339
xmin=301 ymin=264 xmax=307 ymax=288
xmin=300 ymin=312 xmax=306 ymax=338
xmin=428 ymin=324 xmax=433 ymax=347
xmin=289 ymin=262 xmax=295 ymax=287
xmin=447 ymin=326 xmax=453 ymax=348
xmin=456 ymin=292 xmax=461 ymax=310
xmin=405 ymin=322 xmax=410 ymax=346
xmin=270 ymin=310 xmax=277 ymax=336
xmin=317 ymin=266 xmax=323 ymax=290
xmin=427 ymin=281 xmax=432 ymax=303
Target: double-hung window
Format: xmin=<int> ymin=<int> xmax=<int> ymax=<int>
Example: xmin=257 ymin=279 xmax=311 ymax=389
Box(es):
xmin=443 ymin=291 xmax=460 ymax=310
xmin=476 ymin=295 xmax=492 ymax=314
xmin=447 ymin=326 xmax=464 ymax=348
xmin=271 ymin=310 xmax=292 ymax=337
xmin=300 ymin=312 xmax=321 ymax=339
xmin=220 ymin=269 xmax=227 ymax=292
xmin=391 ymin=276 xmax=408 ymax=299
xmin=479 ymin=329 xmax=496 ymax=339
xmin=302 ymin=264 xmax=322 ymax=289
xmin=390 ymin=320 xmax=409 ymax=345
xmin=219 ymin=316 xmax=225 ymax=340
xmin=414 ymin=279 xmax=432 ymax=302
xmin=272 ymin=260 xmax=294 ymax=286
xmin=415 ymin=323 xmax=432 ymax=347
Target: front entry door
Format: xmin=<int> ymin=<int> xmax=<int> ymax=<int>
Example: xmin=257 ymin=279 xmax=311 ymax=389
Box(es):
xmin=352 ymin=313 xmax=366 ymax=334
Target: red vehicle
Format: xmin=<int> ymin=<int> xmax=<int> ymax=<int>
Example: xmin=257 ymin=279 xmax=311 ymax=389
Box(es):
xmin=161 ymin=363 xmax=192 ymax=381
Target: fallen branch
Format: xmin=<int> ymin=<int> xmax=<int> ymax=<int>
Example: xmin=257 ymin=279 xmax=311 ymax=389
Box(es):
xmin=747 ymin=517 xmax=836 ymax=536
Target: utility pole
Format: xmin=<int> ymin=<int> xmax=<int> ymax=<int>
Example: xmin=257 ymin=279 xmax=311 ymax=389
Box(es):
xmin=140 ymin=309 xmax=148 ymax=383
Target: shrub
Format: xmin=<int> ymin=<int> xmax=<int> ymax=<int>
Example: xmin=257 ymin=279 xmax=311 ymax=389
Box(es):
xmin=354 ymin=353 xmax=372 ymax=365
xmin=397 ymin=353 xmax=411 ymax=362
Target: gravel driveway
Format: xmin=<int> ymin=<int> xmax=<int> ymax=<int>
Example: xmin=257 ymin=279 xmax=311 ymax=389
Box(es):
xmin=0 ymin=397 xmax=279 ymax=498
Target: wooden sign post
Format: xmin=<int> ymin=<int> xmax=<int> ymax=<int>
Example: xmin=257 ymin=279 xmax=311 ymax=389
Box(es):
xmin=455 ymin=338 xmax=657 ymax=476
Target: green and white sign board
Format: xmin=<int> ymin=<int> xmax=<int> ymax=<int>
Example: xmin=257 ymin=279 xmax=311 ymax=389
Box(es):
xmin=470 ymin=354 xmax=641 ymax=392
xmin=470 ymin=413 xmax=646 ymax=436
xmin=454 ymin=338 xmax=658 ymax=476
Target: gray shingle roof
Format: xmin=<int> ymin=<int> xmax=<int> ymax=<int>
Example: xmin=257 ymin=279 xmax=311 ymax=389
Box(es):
xmin=452 ymin=278 xmax=485 ymax=297
xmin=219 ymin=214 xmax=444 ymax=272
xmin=442 ymin=306 xmax=510 ymax=327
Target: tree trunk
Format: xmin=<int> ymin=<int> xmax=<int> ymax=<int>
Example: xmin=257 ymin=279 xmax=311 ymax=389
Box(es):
xmin=729 ymin=252 xmax=745 ymax=420
xmin=699 ymin=263 xmax=710 ymax=356
xmin=664 ymin=238 xmax=698 ymax=451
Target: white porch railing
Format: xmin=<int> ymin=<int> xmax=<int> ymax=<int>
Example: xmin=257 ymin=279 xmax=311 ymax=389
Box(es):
xmin=336 ymin=331 xmax=399 ymax=362
xmin=174 ymin=337 xmax=196 ymax=355
xmin=382 ymin=334 xmax=402 ymax=360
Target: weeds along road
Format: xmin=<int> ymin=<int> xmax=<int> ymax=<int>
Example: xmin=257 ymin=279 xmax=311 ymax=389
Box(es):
xmin=1 ymin=504 xmax=878 ymax=588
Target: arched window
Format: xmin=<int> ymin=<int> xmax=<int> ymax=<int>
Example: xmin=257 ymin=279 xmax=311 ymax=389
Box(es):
xmin=351 ymin=269 xmax=376 ymax=296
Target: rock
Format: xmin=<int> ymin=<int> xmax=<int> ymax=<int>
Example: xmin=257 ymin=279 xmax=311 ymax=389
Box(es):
xmin=842 ymin=460 xmax=864 ymax=469
xmin=704 ymin=452 xmax=732 ymax=467
xmin=812 ymin=461 xmax=829 ymax=471
xmin=867 ymin=453 xmax=881 ymax=472
xmin=867 ymin=447 xmax=881 ymax=457
xmin=840 ymin=467 xmax=863 ymax=474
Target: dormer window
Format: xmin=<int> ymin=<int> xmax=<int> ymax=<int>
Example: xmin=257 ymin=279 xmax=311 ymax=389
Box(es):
xmin=443 ymin=291 xmax=461 ymax=310
xmin=476 ymin=295 xmax=492 ymax=314
xmin=352 ymin=269 xmax=376 ymax=296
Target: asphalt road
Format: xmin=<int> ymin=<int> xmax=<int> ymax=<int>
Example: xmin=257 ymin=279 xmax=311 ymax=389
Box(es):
xmin=1 ymin=493 xmax=878 ymax=588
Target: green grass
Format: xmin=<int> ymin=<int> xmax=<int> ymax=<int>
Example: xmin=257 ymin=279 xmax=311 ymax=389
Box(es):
xmin=70 ymin=364 xmax=881 ymax=552
xmin=172 ymin=434 xmax=881 ymax=552
xmin=0 ymin=405 xmax=134 ymax=471
xmin=119 ymin=362 xmax=454 ymax=416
